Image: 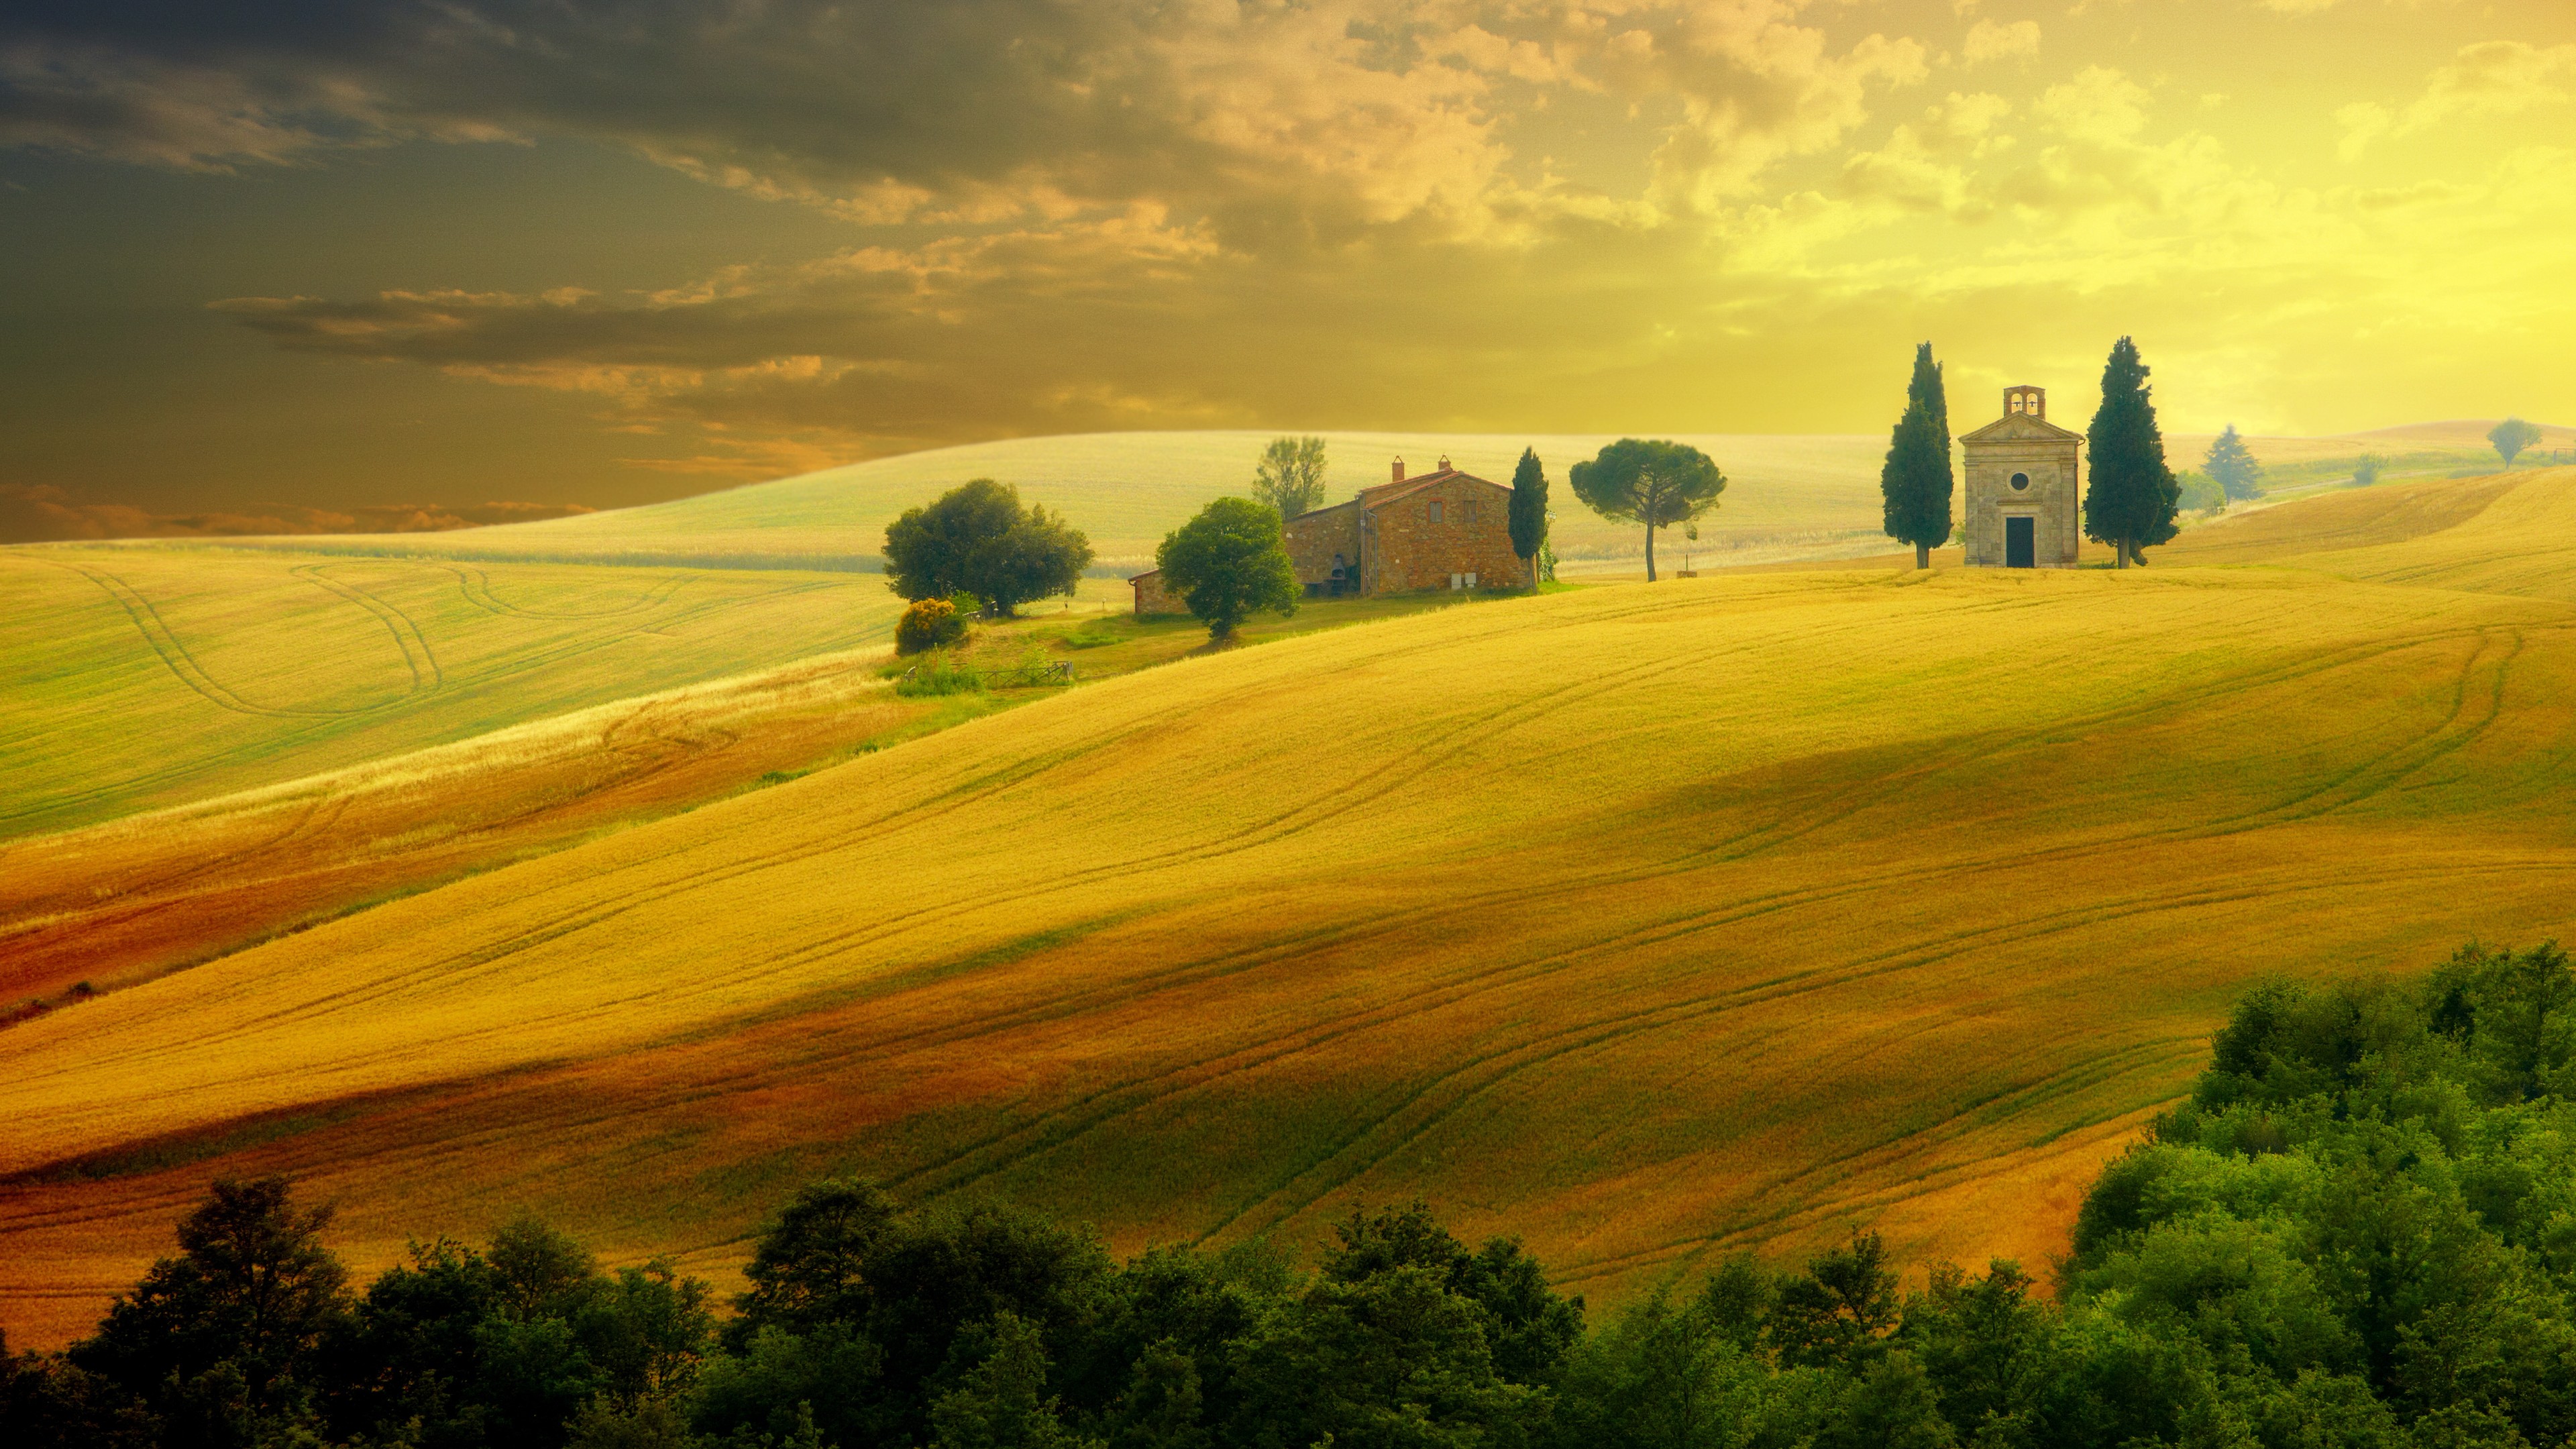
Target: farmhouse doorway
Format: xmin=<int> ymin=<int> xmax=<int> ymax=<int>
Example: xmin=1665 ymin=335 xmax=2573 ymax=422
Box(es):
xmin=2004 ymin=515 xmax=2035 ymax=568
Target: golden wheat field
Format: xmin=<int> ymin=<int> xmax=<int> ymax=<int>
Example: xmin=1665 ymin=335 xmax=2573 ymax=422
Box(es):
xmin=0 ymin=547 xmax=906 ymax=839
xmin=7 ymin=468 xmax=2576 ymax=1348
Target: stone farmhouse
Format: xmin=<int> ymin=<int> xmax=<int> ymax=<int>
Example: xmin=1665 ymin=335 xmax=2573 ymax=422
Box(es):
xmin=1959 ymin=386 xmax=2083 ymax=568
xmin=1132 ymin=455 xmax=1529 ymax=615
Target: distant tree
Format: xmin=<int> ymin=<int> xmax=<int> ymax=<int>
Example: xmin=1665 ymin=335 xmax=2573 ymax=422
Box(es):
xmin=1879 ymin=343 xmax=1955 ymax=569
xmin=1508 ymin=447 xmax=1550 ymax=590
xmin=2081 ymin=338 xmax=2183 ymax=569
xmin=2352 ymin=454 xmax=2384 ymax=487
xmin=1570 ymin=439 xmax=1726 ymax=582
xmin=2491 ymin=417 xmax=2544 ymax=466
xmin=2174 ymin=471 xmax=2225 ymax=513
xmin=1252 ymin=436 xmax=1331 ymax=519
xmin=1155 ymin=497 xmax=1299 ymax=642
xmin=1768 ymin=1232 xmax=1901 ymax=1371
xmin=2203 ymin=425 xmax=2265 ymax=500
xmin=71 ymin=1176 xmax=352 ymax=1440
xmin=883 ymin=480 xmax=1093 ymax=616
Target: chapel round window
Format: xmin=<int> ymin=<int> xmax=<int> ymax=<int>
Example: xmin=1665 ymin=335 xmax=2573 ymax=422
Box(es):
xmin=2010 ymin=472 xmax=2031 ymax=491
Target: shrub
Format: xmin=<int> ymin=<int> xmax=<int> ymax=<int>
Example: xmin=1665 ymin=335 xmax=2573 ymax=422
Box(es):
xmin=895 ymin=598 xmax=969 ymax=656
xmin=896 ymin=655 xmax=983 ymax=697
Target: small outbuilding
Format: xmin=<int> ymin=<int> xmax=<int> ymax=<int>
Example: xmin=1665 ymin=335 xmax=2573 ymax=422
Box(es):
xmin=1959 ymin=386 xmax=2082 ymax=568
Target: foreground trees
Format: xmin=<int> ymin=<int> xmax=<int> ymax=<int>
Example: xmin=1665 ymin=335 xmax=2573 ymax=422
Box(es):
xmin=19 ymin=938 xmax=2576 ymax=1447
xmin=1879 ymin=343 xmax=1955 ymax=570
xmin=1156 ymin=496 xmax=1299 ymax=641
xmin=883 ymin=479 xmax=1093 ymax=616
xmin=2082 ymin=337 xmax=2183 ymax=569
xmin=1570 ymin=438 xmax=1725 ymax=582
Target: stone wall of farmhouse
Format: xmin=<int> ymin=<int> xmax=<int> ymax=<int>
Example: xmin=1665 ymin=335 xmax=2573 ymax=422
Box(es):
xmin=1131 ymin=570 xmax=1182 ymax=616
xmin=1283 ymin=503 xmax=1362 ymax=590
xmin=1364 ymin=478 xmax=1532 ymax=592
xmin=1962 ymin=437 xmax=2082 ymax=568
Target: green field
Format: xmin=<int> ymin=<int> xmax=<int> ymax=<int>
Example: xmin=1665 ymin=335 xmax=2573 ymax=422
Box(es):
xmin=0 ymin=548 xmax=906 ymax=837
xmin=8 ymin=465 xmax=2575 ymax=1348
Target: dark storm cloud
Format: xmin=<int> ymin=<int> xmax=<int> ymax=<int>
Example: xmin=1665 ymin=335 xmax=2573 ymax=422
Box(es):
xmin=0 ymin=0 xmax=1509 ymax=237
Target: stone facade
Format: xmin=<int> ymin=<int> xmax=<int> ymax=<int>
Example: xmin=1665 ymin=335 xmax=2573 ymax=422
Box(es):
xmin=1958 ymin=386 xmax=2083 ymax=569
xmin=1346 ymin=466 xmax=1531 ymax=594
xmin=1282 ymin=500 xmax=1364 ymax=596
xmin=1129 ymin=568 xmax=1182 ymax=615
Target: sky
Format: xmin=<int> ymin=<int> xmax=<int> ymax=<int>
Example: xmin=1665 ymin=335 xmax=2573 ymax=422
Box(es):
xmin=1 ymin=0 xmax=2571 ymax=533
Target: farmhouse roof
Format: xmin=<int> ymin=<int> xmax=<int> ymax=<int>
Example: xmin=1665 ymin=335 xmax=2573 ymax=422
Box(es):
xmin=1960 ymin=411 xmax=2081 ymax=444
xmin=1352 ymin=467 xmax=1503 ymax=510
xmin=1129 ymin=568 xmax=1161 ymax=582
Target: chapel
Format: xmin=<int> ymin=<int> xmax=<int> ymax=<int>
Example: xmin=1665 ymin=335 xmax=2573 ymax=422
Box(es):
xmin=1958 ymin=386 xmax=2083 ymax=568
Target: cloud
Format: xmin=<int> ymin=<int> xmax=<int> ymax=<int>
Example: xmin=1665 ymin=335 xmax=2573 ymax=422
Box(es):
xmin=1962 ymin=20 xmax=2041 ymax=66
xmin=2340 ymin=42 xmax=2576 ymax=158
xmin=0 ymin=483 xmax=590 ymax=543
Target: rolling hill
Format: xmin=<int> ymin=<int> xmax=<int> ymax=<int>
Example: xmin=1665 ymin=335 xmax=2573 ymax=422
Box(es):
xmin=7 ymin=466 xmax=2575 ymax=1348
xmin=0 ymin=549 xmax=907 ymax=839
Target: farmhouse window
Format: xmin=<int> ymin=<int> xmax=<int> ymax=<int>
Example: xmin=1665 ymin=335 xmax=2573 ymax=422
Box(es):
xmin=1463 ymin=500 xmax=1478 ymax=524
xmin=1428 ymin=500 xmax=1444 ymax=523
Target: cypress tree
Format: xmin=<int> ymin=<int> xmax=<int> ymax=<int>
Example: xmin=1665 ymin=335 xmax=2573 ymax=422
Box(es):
xmin=1508 ymin=447 xmax=1550 ymax=590
xmin=1878 ymin=343 xmax=1955 ymax=570
xmin=2082 ymin=337 xmax=2182 ymax=569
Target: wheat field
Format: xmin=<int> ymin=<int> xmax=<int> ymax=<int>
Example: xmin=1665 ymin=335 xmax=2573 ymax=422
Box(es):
xmin=6 ymin=469 xmax=2575 ymax=1346
xmin=0 ymin=549 xmax=906 ymax=839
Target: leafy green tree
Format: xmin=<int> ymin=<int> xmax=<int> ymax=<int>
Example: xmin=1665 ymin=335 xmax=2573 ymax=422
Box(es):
xmin=1155 ymin=497 xmax=1299 ymax=641
xmin=884 ymin=479 xmax=1093 ymax=616
xmin=2203 ymin=425 xmax=2265 ymax=500
xmin=1319 ymin=1200 xmax=1585 ymax=1386
xmin=930 ymin=1312 xmax=1102 ymax=1449
xmin=1229 ymin=1265 xmax=1545 ymax=1449
xmin=2081 ymin=337 xmax=2183 ymax=569
xmin=2174 ymin=471 xmax=2225 ymax=513
xmin=2353 ymin=454 xmax=2385 ymax=487
xmin=1879 ymin=343 xmax=1955 ymax=569
xmin=1570 ymin=438 xmax=1727 ymax=581
xmin=732 ymin=1177 xmax=903 ymax=1343
xmin=1770 ymin=1232 xmax=1900 ymax=1371
xmin=1252 ymin=436 xmax=1330 ymax=519
xmin=2490 ymin=417 xmax=2544 ymax=466
xmin=71 ymin=1175 xmax=352 ymax=1444
xmin=1509 ymin=447 xmax=1552 ymax=590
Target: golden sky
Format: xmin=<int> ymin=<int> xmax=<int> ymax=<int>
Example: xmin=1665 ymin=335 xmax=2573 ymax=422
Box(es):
xmin=1 ymin=0 xmax=2571 ymax=525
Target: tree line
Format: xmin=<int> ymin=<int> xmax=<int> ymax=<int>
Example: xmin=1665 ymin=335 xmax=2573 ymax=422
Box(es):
xmin=11 ymin=939 xmax=2576 ymax=1448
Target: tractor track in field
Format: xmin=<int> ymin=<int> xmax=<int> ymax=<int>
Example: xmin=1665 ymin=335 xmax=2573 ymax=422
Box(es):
xmin=95 ymin=603 xmax=2552 ymax=1147
xmin=288 ymin=566 xmax=443 ymax=696
xmin=231 ymin=598 xmax=2544 ymax=1185
xmin=30 ymin=557 xmax=431 ymax=718
xmin=435 ymin=564 xmax=691 ymax=620
xmin=871 ymin=836 xmax=2572 ymax=1236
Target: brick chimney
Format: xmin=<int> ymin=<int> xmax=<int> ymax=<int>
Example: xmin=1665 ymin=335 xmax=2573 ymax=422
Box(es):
xmin=1391 ymin=456 xmax=1405 ymax=483
xmin=1437 ymin=455 xmax=1451 ymax=471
